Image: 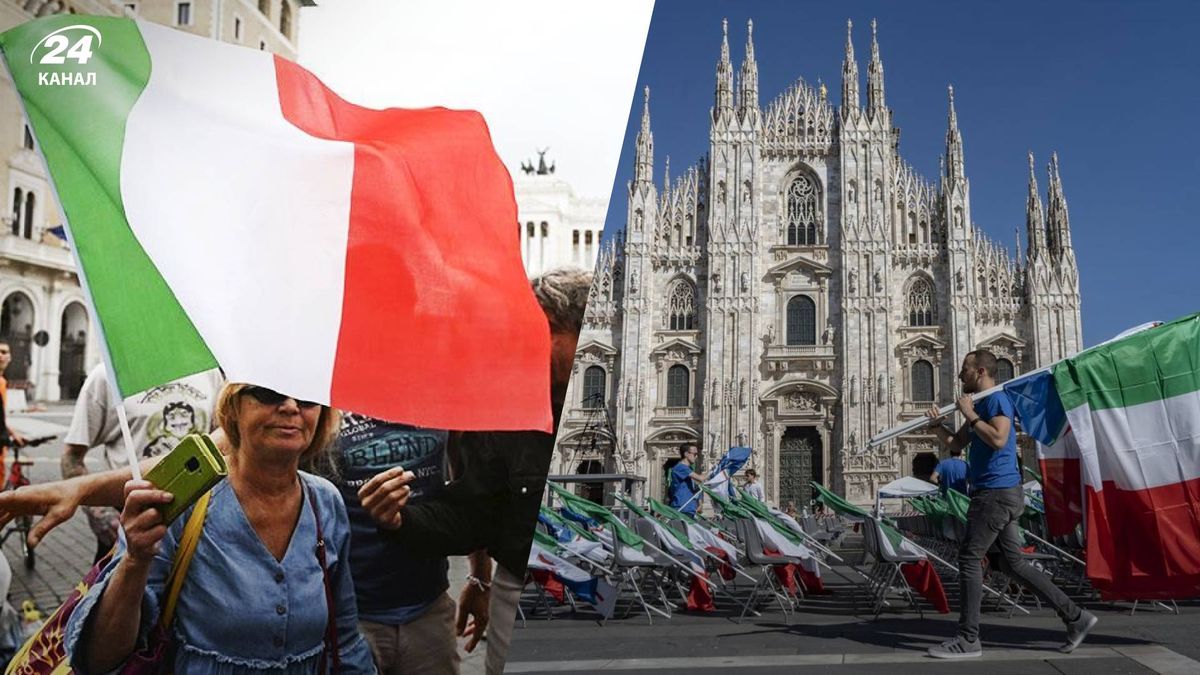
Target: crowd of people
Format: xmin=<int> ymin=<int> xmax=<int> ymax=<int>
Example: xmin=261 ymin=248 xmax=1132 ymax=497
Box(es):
xmin=0 ymin=268 xmax=593 ymax=674
xmin=0 ymin=294 xmax=1104 ymax=669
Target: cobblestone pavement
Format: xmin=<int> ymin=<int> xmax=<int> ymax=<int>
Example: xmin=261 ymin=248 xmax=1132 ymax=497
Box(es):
xmin=1 ymin=406 xmax=98 ymax=617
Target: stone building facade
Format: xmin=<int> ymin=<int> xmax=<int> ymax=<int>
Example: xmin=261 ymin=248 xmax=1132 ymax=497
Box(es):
xmin=555 ymin=19 xmax=1083 ymax=505
xmin=514 ymin=151 xmax=607 ymax=278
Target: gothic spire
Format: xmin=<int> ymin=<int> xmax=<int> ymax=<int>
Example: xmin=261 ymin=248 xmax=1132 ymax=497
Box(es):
xmin=841 ymin=19 xmax=860 ymax=120
xmin=663 ymin=156 xmax=671 ymax=194
xmin=634 ymin=86 xmax=653 ymax=186
xmin=1026 ymin=151 xmax=1045 ymax=259
xmin=738 ymin=19 xmax=759 ymax=122
xmin=866 ymin=19 xmax=886 ymax=119
xmin=944 ymin=85 xmax=965 ymax=184
xmin=714 ymin=18 xmax=734 ymax=124
xmin=1046 ymin=152 xmax=1073 ymax=258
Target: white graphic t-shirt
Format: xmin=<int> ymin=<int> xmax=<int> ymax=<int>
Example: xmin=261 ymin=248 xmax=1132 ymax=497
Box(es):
xmin=65 ymin=364 xmax=224 ymax=469
xmin=66 ymin=364 xmax=224 ymax=549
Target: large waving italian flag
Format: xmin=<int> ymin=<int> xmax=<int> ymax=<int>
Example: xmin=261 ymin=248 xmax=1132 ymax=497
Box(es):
xmin=0 ymin=16 xmax=552 ymax=431
xmin=1009 ymin=313 xmax=1200 ymax=599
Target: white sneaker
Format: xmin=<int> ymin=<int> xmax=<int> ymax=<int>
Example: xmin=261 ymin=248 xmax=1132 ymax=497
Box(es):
xmin=928 ymin=636 xmax=983 ymax=659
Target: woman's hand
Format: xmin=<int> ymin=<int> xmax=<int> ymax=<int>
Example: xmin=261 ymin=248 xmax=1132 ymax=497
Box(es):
xmin=357 ymin=467 xmax=415 ymax=530
xmin=120 ymin=480 xmax=173 ymax=565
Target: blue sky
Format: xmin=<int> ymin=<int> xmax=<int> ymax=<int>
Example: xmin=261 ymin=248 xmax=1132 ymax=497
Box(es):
xmin=604 ymin=0 xmax=1198 ymax=347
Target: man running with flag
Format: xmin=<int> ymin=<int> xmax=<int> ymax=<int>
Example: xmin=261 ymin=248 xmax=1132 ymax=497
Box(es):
xmin=925 ymin=349 xmax=1096 ymax=659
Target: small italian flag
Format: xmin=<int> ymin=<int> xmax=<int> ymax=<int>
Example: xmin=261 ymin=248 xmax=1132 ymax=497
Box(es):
xmin=0 ymin=16 xmax=552 ymax=431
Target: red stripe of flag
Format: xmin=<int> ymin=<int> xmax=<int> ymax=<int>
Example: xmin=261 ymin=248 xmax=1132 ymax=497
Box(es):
xmin=1086 ymin=478 xmax=1200 ymax=600
xmin=272 ymin=57 xmax=551 ymax=431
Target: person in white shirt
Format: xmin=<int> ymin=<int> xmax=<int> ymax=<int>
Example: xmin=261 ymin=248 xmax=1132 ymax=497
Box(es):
xmin=744 ymin=469 xmax=765 ymax=502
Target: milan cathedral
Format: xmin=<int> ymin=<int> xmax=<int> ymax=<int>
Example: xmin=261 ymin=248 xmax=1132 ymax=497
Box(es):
xmin=556 ymin=19 xmax=1082 ymax=505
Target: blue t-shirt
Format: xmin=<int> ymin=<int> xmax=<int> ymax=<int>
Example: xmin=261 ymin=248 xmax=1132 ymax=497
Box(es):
xmin=934 ymin=457 xmax=969 ymax=496
xmin=333 ymin=414 xmax=449 ymax=624
xmin=967 ymin=392 xmax=1022 ymax=490
xmin=669 ymin=462 xmax=699 ymax=515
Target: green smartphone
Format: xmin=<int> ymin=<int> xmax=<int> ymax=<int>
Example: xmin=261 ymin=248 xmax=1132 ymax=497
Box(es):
xmin=143 ymin=433 xmax=228 ymax=525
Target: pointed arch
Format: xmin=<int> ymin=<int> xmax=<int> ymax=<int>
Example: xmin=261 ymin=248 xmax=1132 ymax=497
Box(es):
xmin=783 ymin=165 xmax=822 ymax=245
xmin=665 ymin=277 xmax=697 ymax=330
xmin=905 ymin=274 xmax=936 ymax=327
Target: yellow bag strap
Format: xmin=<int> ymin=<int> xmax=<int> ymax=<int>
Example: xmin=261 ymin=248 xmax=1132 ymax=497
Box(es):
xmin=159 ymin=490 xmax=212 ymax=629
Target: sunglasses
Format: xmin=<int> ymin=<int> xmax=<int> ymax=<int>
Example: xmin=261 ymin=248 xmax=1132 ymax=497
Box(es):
xmin=243 ymin=386 xmax=320 ymax=409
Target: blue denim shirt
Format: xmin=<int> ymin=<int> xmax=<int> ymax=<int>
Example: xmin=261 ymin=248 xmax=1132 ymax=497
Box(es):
xmin=65 ymin=472 xmax=375 ymax=674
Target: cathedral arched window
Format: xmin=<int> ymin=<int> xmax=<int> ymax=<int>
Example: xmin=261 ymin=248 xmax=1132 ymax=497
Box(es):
xmin=11 ymin=188 xmax=21 ymax=236
xmin=667 ymin=281 xmax=696 ymax=331
xmin=911 ymin=360 xmax=934 ymax=402
xmin=996 ymin=358 xmax=1014 ymax=384
xmin=786 ymin=295 xmax=816 ymax=346
xmin=582 ymin=366 xmax=606 ymax=408
xmin=23 ymin=193 xmax=33 ymax=239
xmin=667 ymin=365 xmax=690 ymax=407
xmin=785 ymin=174 xmax=819 ymax=245
xmin=906 ymin=277 xmax=935 ymax=327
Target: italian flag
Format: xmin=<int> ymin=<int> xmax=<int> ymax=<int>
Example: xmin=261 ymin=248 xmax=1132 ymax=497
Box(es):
xmin=0 ymin=17 xmax=552 ymax=431
xmin=1010 ymin=313 xmax=1200 ymax=599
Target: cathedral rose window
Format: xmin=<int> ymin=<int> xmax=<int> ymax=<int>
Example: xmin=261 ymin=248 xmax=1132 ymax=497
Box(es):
xmin=785 ymin=174 xmax=820 ymax=245
xmin=906 ymin=277 xmax=935 ymax=326
xmin=667 ymin=281 xmax=697 ymax=330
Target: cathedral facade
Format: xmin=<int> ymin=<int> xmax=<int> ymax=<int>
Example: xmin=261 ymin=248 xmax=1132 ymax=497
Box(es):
xmin=554 ymin=19 xmax=1083 ymax=506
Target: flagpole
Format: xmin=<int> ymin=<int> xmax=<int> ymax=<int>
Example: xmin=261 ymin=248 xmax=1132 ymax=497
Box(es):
xmin=1 ymin=51 xmax=145 ymax=482
xmin=867 ymin=321 xmax=1162 ymax=449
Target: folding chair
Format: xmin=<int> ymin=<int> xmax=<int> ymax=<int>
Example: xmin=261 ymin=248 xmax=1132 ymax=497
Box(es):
xmin=862 ymin=516 xmax=925 ymax=619
xmin=609 ymin=523 xmax=675 ymax=624
xmin=733 ymin=518 xmax=797 ymax=621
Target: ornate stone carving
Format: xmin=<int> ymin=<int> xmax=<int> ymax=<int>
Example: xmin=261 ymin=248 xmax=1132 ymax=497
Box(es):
xmin=739 ymin=378 xmax=747 ymax=408
xmin=849 ymin=376 xmax=857 ymax=404
xmin=784 ymin=391 xmax=821 ymax=411
xmin=877 ymin=373 xmax=887 ymax=404
xmin=848 ymin=270 xmax=857 ymax=294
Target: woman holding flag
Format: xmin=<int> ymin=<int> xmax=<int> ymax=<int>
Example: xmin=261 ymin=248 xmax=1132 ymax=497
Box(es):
xmin=65 ymin=383 xmax=375 ymax=674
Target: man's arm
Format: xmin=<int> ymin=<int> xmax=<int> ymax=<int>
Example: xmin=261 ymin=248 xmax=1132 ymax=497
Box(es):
xmin=930 ymin=469 xmax=941 ymax=485
xmin=0 ymin=457 xmax=159 ymax=546
xmin=926 ymin=416 xmax=970 ymax=454
xmin=61 ymin=443 xmax=90 ymax=480
xmin=953 ymin=394 xmax=1011 ymax=450
xmin=457 ymin=550 xmax=492 ymax=652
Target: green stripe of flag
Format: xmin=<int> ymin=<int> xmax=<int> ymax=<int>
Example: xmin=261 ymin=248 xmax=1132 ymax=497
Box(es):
xmin=614 ymin=494 xmax=691 ymax=550
xmin=547 ymin=482 xmax=644 ymax=549
xmin=1055 ymin=313 xmax=1200 ymax=412
xmin=811 ymin=481 xmax=870 ymax=520
xmin=0 ymin=16 xmax=215 ymax=396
